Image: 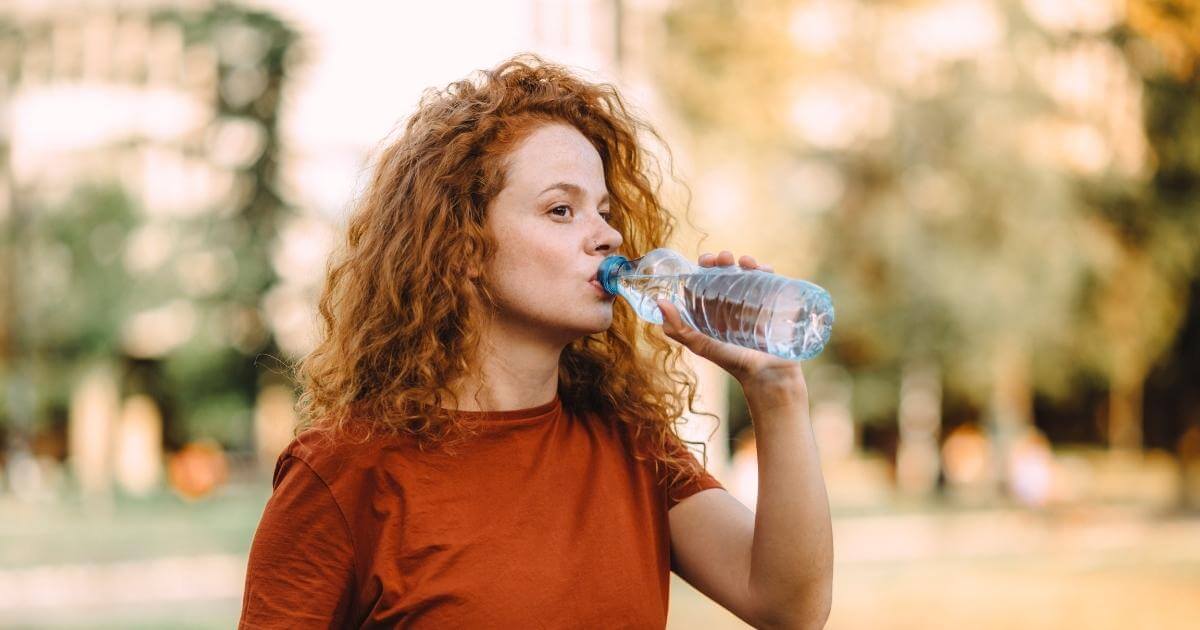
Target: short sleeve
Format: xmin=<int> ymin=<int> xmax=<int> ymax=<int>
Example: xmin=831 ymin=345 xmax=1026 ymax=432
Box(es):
xmin=239 ymin=455 xmax=357 ymax=629
xmin=663 ymin=436 xmax=725 ymax=510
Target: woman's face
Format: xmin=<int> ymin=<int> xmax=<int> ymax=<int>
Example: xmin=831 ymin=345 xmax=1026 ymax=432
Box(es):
xmin=482 ymin=122 xmax=624 ymax=346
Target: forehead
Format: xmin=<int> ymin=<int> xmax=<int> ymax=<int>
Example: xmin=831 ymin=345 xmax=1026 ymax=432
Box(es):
xmin=504 ymin=123 xmax=605 ymax=187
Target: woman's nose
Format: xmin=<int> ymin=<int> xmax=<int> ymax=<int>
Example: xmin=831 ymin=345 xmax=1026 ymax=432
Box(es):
xmin=591 ymin=224 xmax=622 ymax=253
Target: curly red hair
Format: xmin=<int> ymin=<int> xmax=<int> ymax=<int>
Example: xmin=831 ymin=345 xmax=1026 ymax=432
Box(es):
xmin=294 ymin=53 xmax=717 ymax=493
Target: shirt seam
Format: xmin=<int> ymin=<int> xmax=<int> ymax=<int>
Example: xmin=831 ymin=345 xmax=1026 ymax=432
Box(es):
xmin=284 ymin=454 xmax=362 ymax=589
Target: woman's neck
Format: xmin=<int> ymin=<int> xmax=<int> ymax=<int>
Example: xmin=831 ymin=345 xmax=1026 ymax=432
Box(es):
xmin=445 ymin=327 xmax=564 ymax=412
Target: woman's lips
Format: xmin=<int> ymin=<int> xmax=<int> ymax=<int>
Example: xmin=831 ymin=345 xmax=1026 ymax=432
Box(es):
xmin=589 ymin=279 xmax=612 ymax=297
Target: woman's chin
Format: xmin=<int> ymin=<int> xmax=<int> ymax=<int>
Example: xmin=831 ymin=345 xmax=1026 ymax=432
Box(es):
xmin=578 ymin=310 xmax=615 ymax=335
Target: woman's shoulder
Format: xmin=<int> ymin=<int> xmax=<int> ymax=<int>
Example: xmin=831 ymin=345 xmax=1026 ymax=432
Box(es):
xmin=278 ymin=421 xmax=400 ymax=485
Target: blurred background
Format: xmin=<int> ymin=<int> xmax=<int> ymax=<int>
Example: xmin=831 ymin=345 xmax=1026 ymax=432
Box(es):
xmin=1 ymin=0 xmax=1198 ymax=628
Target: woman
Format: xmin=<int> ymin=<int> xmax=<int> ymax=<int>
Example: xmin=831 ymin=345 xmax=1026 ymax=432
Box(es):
xmin=239 ymin=54 xmax=832 ymax=629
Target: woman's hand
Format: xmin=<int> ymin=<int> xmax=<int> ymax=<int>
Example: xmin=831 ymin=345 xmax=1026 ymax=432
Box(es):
xmin=655 ymin=250 xmax=807 ymax=394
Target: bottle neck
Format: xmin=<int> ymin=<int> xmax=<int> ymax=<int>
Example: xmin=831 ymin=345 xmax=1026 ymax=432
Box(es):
xmin=597 ymin=255 xmax=633 ymax=295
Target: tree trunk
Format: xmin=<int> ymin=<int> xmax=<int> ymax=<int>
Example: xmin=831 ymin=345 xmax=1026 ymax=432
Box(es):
xmin=989 ymin=340 xmax=1033 ymax=496
xmin=1108 ymin=360 xmax=1145 ymax=452
xmin=896 ymin=359 xmax=942 ymax=498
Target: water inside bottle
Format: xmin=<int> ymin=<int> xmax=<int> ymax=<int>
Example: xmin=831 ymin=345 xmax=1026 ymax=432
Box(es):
xmin=615 ymin=270 xmax=833 ymax=360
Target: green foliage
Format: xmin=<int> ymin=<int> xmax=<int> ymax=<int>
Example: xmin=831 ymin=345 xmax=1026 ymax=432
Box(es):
xmin=654 ymin=0 xmax=1200 ymax=436
xmin=22 ymin=185 xmax=139 ymax=360
xmin=659 ymin=0 xmax=801 ymax=149
xmin=162 ymin=340 xmax=258 ymax=447
xmin=0 ymin=3 xmax=301 ymax=446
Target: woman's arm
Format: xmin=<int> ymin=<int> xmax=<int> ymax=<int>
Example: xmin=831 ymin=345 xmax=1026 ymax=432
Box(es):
xmin=239 ymin=456 xmax=357 ymax=629
xmin=667 ymin=374 xmax=832 ymax=630
xmin=743 ymin=373 xmax=832 ymax=627
xmin=657 ymin=250 xmax=834 ymax=629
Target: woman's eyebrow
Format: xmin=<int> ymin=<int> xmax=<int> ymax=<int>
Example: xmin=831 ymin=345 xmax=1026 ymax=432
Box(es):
xmin=538 ymin=182 xmax=610 ymax=205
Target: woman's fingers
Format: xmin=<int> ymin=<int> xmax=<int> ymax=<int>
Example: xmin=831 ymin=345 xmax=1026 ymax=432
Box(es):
xmin=698 ymin=250 xmax=773 ymax=272
xmin=698 ymin=250 xmax=736 ymax=267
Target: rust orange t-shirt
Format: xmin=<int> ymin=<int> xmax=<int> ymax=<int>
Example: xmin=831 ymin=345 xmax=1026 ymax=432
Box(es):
xmin=239 ymin=393 xmax=724 ymax=628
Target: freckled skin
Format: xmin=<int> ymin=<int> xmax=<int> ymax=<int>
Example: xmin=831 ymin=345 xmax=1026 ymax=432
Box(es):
xmin=483 ymin=123 xmax=623 ymax=348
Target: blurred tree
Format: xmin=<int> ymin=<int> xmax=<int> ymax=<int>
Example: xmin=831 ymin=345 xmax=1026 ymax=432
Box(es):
xmin=150 ymin=4 xmax=301 ymax=448
xmin=23 ymin=186 xmax=138 ymax=359
xmin=803 ymin=2 xmax=1109 ymax=492
xmin=1119 ymin=0 xmax=1200 ymax=505
xmin=0 ymin=2 xmax=301 ymax=459
xmin=658 ymin=0 xmax=801 ymax=149
xmin=0 ymin=16 xmax=23 ymax=466
xmin=1057 ymin=0 xmax=1200 ymax=452
xmin=652 ymin=0 xmax=1196 ymax=493
xmin=1128 ymin=0 xmax=1200 ymax=80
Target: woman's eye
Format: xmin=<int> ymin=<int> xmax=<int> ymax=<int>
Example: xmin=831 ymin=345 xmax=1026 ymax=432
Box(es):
xmin=550 ymin=205 xmax=612 ymax=223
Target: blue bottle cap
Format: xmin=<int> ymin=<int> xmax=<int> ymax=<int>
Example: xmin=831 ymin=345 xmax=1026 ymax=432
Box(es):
xmin=597 ymin=255 xmax=631 ymax=295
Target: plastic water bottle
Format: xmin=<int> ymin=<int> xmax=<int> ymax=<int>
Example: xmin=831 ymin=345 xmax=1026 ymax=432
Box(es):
xmin=597 ymin=248 xmax=834 ymax=361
